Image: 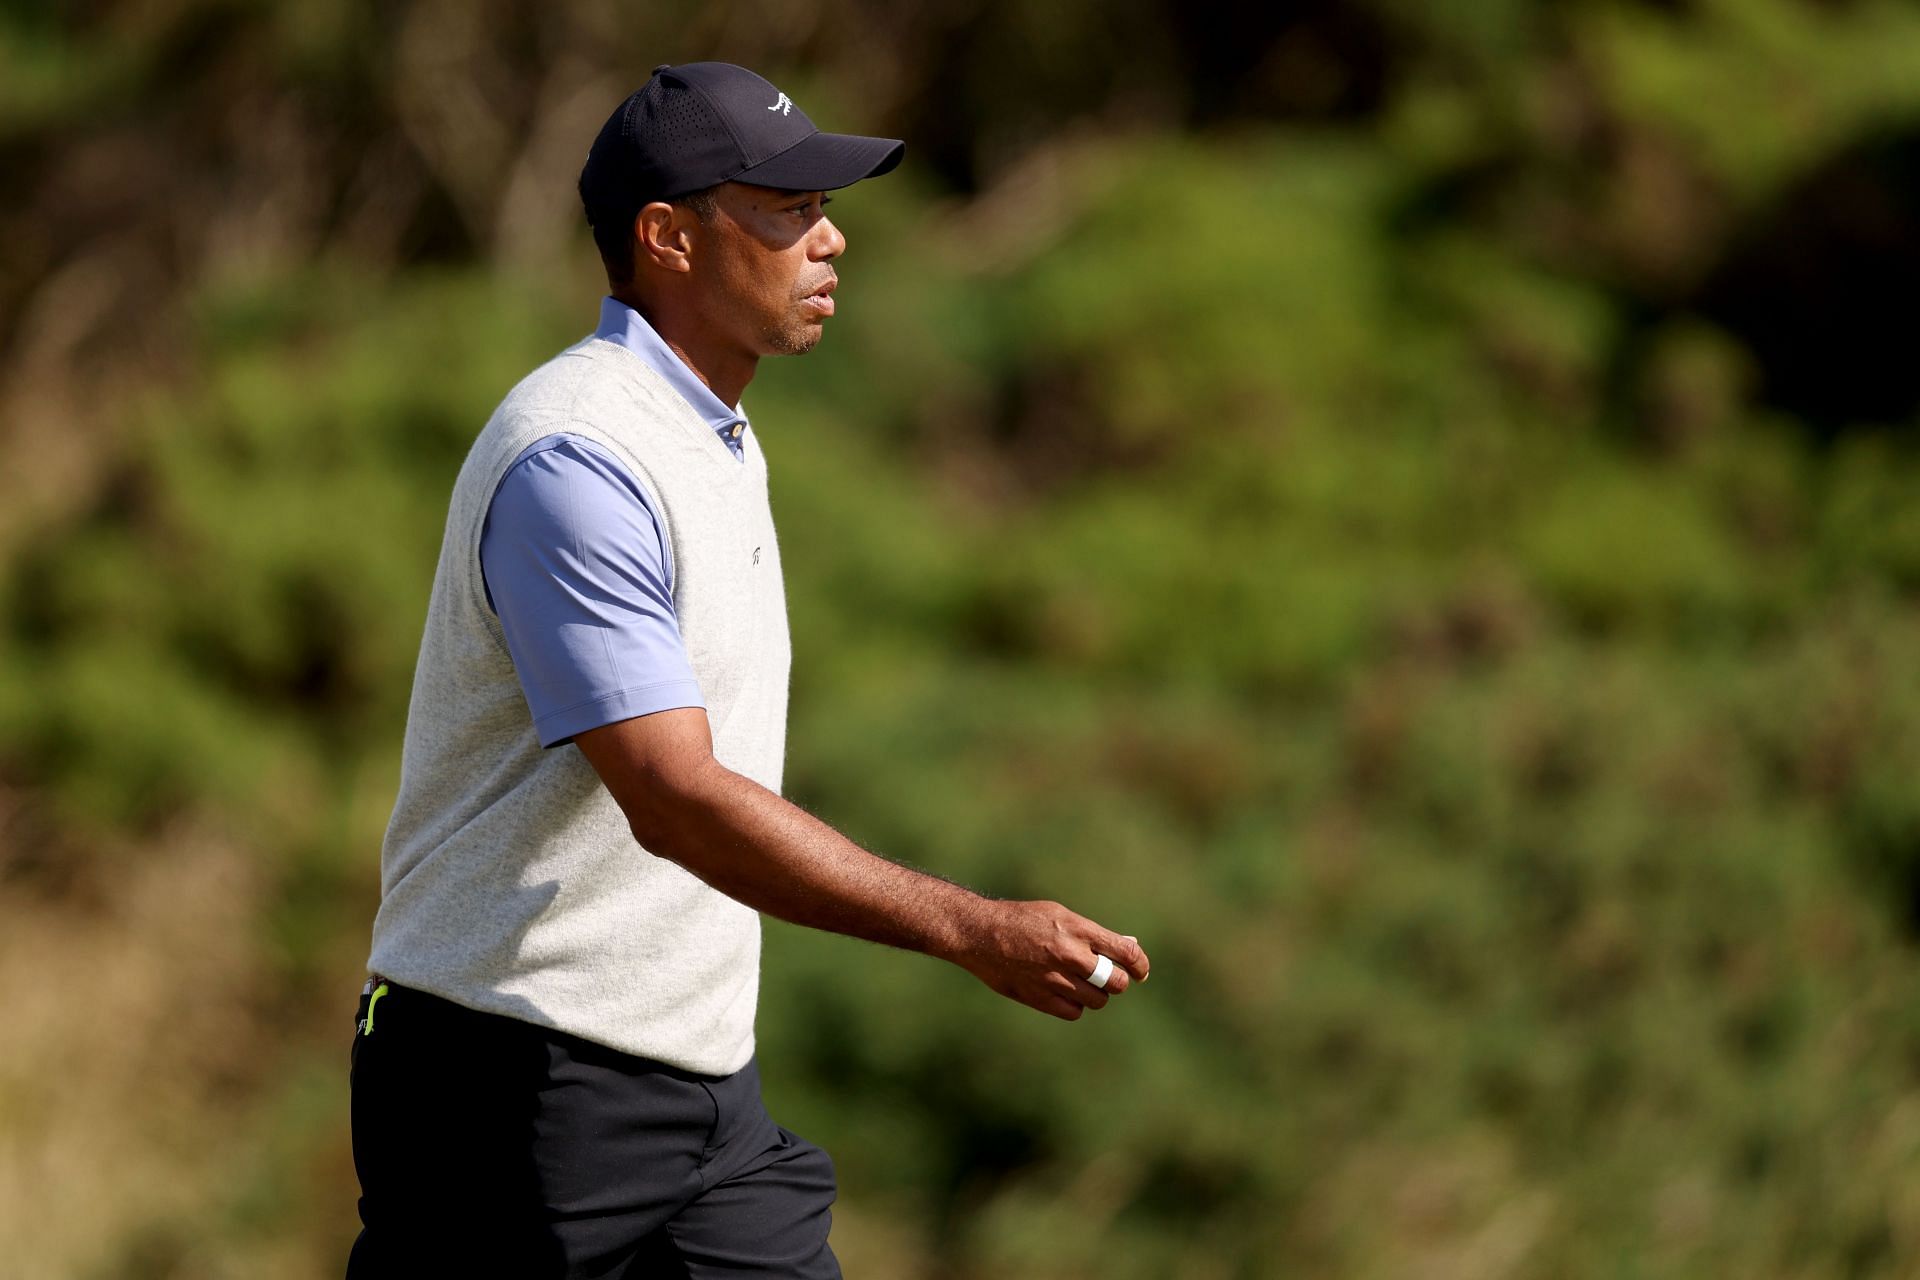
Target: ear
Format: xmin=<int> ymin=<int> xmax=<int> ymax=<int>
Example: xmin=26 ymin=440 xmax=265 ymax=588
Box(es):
xmin=634 ymin=201 xmax=698 ymax=275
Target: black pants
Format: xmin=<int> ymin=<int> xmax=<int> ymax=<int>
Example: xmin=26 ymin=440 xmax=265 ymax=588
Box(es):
xmin=346 ymin=982 xmax=840 ymax=1278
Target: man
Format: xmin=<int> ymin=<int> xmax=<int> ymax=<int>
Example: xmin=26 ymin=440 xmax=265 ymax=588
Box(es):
xmin=348 ymin=62 xmax=1149 ymax=1278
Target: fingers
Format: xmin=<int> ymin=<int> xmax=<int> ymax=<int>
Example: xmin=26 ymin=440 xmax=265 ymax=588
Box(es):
xmin=1099 ymin=931 xmax=1150 ymax=983
xmin=1029 ymin=971 xmax=1111 ymax=1019
xmin=1071 ymin=949 xmax=1132 ymax=996
xmin=980 ymin=901 xmax=1153 ymax=1021
xmin=1035 ymin=902 xmax=1151 ymax=987
xmin=1067 ymin=977 xmax=1111 ymax=1010
xmin=1073 ymin=920 xmax=1149 ymax=999
xmin=1021 ymin=965 xmax=1134 ymax=1019
xmin=1039 ymin=995 xmax=1084 ymax=1021
xmin=1073 ymin=929 xmax=1148 ymax=1000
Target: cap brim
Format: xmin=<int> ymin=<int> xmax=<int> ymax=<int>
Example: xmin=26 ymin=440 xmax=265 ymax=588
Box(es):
xmin=731 ymin=131 xmax=905 ymax=192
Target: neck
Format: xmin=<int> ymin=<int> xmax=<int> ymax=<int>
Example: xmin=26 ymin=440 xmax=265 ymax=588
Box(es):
xmin=611 ymin=286 xmax=757 ymax=409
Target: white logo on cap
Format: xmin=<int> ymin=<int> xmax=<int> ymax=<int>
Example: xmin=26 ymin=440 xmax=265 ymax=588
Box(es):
xmin=768 ymin=92 xmax=794 ymax=116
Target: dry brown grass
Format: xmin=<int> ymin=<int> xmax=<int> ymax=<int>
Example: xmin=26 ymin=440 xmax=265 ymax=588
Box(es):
xmin=0 ymin=818 xmax=267 ymax=1277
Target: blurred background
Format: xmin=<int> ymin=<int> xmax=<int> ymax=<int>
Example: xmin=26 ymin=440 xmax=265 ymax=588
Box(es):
xmin=4 ymin=0 xmax=1920 ymax=1275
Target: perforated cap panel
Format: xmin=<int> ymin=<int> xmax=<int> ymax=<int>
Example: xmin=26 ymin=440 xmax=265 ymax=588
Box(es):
xmin=580 ymin=74 xmax=735 ymax=229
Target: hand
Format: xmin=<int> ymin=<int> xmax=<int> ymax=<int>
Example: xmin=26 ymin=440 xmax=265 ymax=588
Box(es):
xmin=946 ymin=899 xmax=1151 ymax=1021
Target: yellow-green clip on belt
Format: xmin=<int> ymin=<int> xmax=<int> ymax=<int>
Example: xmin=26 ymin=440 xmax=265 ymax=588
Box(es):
xmin=363 ymin=982 xmax=390 ymax=1036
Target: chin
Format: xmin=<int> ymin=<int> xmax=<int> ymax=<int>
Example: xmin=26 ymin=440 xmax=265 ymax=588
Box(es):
xmin=767 ymin=325 xmax=825 ymax=356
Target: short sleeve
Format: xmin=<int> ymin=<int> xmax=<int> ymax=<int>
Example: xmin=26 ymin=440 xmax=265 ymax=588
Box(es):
xmin=479 ymin=434 xmax=706 ymax=748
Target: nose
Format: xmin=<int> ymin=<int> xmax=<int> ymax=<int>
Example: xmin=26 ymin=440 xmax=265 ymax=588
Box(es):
xmin=811 ymin=216 xmax=845 ymax=261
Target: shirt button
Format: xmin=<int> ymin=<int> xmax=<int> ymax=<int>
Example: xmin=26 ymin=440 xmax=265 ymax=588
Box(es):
xmin=730 ymin=424 xmax=743 ymax=439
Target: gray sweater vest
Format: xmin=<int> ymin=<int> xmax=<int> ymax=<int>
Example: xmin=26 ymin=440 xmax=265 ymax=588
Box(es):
xmin=367 ymin=336 xmax=791 ymax=1075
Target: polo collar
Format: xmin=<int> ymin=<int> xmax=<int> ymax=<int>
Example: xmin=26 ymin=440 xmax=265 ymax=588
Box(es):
xmin=595 ymin=296 xmax=749 ymax=451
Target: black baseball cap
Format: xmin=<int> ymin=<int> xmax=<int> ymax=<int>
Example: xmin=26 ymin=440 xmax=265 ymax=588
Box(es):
xmin=579 ymin=62 xmax=904 ymax=230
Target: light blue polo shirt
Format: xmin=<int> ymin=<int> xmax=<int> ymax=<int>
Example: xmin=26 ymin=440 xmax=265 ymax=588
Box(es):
xmin=478 ymin=297 xmax=749 ymax=748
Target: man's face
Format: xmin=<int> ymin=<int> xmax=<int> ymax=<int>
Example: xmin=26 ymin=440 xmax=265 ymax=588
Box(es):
xmin=696 ymin=183 xmax=846 ymax=357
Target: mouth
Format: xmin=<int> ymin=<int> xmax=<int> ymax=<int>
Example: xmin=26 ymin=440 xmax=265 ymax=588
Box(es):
xmin=800 ymin=277 xmax=836 ymax=317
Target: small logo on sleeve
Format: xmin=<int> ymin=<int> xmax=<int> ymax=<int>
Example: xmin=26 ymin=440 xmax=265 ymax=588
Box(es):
xmin=753 ymin=547 xmax=762 ymax=564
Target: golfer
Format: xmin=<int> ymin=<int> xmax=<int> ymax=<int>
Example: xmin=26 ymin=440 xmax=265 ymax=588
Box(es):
xmin=347 ymin=61 xmax=1149 ymax=1277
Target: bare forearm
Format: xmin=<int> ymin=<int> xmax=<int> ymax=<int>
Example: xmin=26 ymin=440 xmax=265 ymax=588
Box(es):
xmin=640 ymin=760 xmax=988 ymax=960
xmin=576 ymin=708 xmax=1150 ymax=1019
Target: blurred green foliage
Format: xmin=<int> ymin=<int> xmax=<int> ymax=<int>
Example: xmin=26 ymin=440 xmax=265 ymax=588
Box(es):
xmin=4 ymin=0 xmax=1920 ymax=1276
